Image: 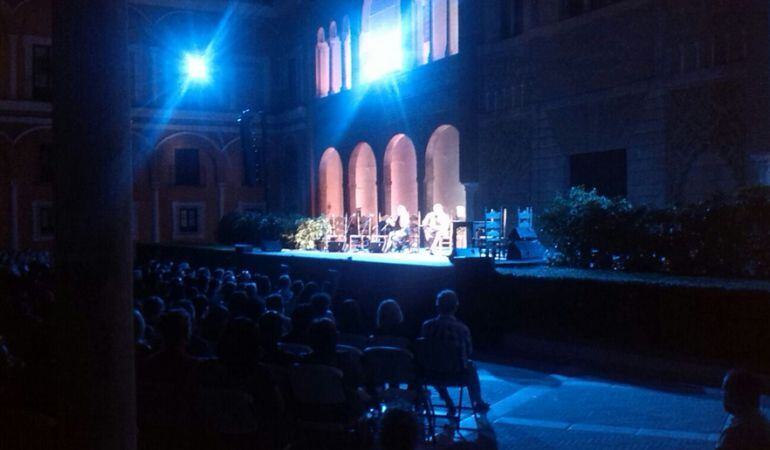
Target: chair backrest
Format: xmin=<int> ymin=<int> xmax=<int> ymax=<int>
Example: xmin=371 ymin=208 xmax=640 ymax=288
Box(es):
xmin=199 ymin=387 xmax=259 ymax=434
xmin=338 ymin=333 xmax=368 ymax=349
xmin=414 ymin=337 xmax=464 ymax=375
xmin=363 ymin=346 xmax=416 ymax=386
xmin=367 ymin=334 xmax=411 ymax=349
xmin=260 ymin=362 xmax=290 ymax=412
xmin=336 ymin=344 xmax=365 ymax=385
xmin=518 ymin=207 xmax=533 ymax=227
xmin=278 ymin=342 xmax=312 ymax=357
xmin=137 ymin=381 xmax=199 ymax=429
xmin=485 ymin=209 xmax=502 ymax=222
xmin=485 ymin=209 xmax=502 ymax=234
xmin=288 ymin=363 xmax=346 ymax=405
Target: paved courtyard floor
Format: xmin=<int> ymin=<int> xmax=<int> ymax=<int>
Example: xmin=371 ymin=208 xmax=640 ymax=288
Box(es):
xmin=426 ymin=360 xmax=770 ymax=449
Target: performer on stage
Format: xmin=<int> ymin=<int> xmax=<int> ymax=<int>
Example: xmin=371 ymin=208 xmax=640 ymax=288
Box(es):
xmin=382 ymin=205 xmax=411 ymax=253
xmin=422 ymin=203 xmax=451 ymax=253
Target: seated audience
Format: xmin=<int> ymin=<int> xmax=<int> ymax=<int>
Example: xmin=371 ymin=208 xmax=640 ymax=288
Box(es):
xmin=291 ymin=280 xmax=305 ymax=303
xmin=229 ymin=290 xmax=265 ymax=321
xmin=303 ymin=318 xmax=363 ymax=392
xmin=142 ymin=296 xmax=165 ymax=349
xmin=258 ymin=311 xmax=297 ymax=366
xmin=302 ymin=318 xmax=338 ymax=367
xmin=421 ymin=289 xmax=489 ymax=414
xmin=133 ymin=309 xmax=153 ymax=362
xmin=297 ymin=281 xmax=319 ymax=305
xmin=199 ymin=303 xmax=229 ymax=354
xmin=256 ymin=275 xmax=272 ymax=298
xmin=374 ymin=298 xmax=408 ymax=338
xmin=265 ymin=293 xmax=291 ymax=335
xmin=717 ymin=369 xmax=770 ymax=450
xmin=336 ymin=298 xmax=364 ymax=335
xmin=310 ymin=292 xmax=335 ymax=322
xmin=140 ymin=309 xmax=201 ymax=387
xmin=276 ymin=275 xmax=295 ymax=314
xmin=209 ymin=317 xmax=269 ymax=398
xmin=282 ymin=304 xmax=314 ymax=346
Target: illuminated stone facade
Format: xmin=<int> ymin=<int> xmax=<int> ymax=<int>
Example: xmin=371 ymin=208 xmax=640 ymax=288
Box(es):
xmin=1 ymin=0 xmax=768 ymax=249
xmin=286 ymin=0 xmax=770 ymax=220
xmin=0 ymin=0 xmax=269 ymax=248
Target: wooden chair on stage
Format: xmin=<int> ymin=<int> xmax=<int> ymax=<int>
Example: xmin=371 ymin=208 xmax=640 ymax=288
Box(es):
xmin=407 ymin=213 xmax=421 ymax=253
xmin=348 ymin=214 xmax=374 ymax=252
xmin=429 ymin=220 xmax=453 ymax=256
xmin=480 ymin=208 xmax=507 ymax=259
xmin=324 ymin=215 xmax=348 ymax=252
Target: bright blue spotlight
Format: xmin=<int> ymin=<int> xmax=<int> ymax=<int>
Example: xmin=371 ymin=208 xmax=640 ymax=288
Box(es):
xmin=360 ymin=28 xmax=403 ymax=82
xmin=183 ymin=53 xmax=210 ymax=83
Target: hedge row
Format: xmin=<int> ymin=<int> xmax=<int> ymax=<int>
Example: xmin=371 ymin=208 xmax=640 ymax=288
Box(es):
xmin=539 ymin=186 xmax=770 ymax=279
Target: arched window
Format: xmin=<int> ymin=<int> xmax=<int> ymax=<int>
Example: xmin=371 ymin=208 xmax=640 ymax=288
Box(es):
xmin=383 ymin=134 xmax=418 ymax=215
xmin=318 ymin=148 xmax=344 ymax=216
xmin=448 ymin=0 xmax=458 ymax=55
xmin=329 ymin=21 xmax=342 ymax=94
xmin=315 ymin=28 xmax=330 ymax=97
xmin=426 ymin=125 xmax=465 ymax=219
xmin=413 ymin=0 xmax=431 ymax=64
xmin=342 ymin=16 xmax=353 ymax=90
xmin=431 ymin=0 xmax=447 ymax=60
xmin=431 ymin=0 xmax=459 ymax=60
xmin=349 ymin=143 xmax=378 ymax=215
xmin=360 ymin=0 xmax=403 ymax=82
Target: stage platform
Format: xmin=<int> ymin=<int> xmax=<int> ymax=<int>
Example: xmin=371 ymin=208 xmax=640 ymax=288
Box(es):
xmin=258 ymin=249 xmax=453 ymax=267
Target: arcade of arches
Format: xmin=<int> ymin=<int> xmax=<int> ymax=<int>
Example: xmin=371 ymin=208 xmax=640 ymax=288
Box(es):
xmin=318 ymin=125 xmax=465 ymax=220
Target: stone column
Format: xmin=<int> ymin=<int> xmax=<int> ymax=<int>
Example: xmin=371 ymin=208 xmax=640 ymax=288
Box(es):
xmin=151 ymin=183 xmax=160 ymax=243
xmin=463 ymin=182 xmax=478 ymax=221
xmin=218 ymin=182 xmax=227 ymax=219
xmin=8 ymin=35 xmax=18 ymax=99
xmin=9 ymin=180 xmax=18 ymax=250
xmin=52 ymin=2 xmax=136 ymax=449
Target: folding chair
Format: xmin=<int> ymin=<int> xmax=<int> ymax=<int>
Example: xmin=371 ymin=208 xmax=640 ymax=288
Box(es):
xmin=278 ymin=342 xmax=312 ymax=358
xmin=199 ymin=387 xmax=258 ymax=434
xmin=338 ymin=333 xmax=368 ymax=350
xmin=287 ymin=363 xmax=368 ymax=448
xmin=336 ymin=344 xmax=365 ymax=387
xmin=367 ymin=334 xmax=411 ymax=350
xmin=414 ymin=337 xmax=480 ymax=439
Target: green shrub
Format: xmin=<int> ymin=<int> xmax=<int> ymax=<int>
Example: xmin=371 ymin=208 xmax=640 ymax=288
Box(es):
xmin=289 ymin=216 xmax=332 ymax=250
xmin=539 ymin=186 xmax=770 ymax=278
xmin=217 ymin=211 xmax=300 ymax=248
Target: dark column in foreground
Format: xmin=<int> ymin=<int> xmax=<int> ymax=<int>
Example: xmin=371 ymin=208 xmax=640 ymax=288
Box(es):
xmin=52 ymin=2 xmax=135 ymax=449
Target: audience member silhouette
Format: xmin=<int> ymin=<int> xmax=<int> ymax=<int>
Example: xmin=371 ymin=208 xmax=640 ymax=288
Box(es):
xmin=717 ymin=369 xmax=770 ymax=450
xmin=282 ymin=303 xmax=314 ymax=346
xmin=421 ymin=289 xmax=490 ymax=414
xmin=337 ymin=298 xmax=364 ymax=335
xmin=310 ymin=292 xmax=336 ymax=322
xmin=374 ymin=298 xmax=407 ymax=338
xmin=258 ymin=311 xmax=297 ymax=366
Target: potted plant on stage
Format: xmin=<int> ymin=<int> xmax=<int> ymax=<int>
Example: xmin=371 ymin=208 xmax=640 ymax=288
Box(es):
xmin=291 ymin=216 xmax=332 ymax=251
xmin=259 ymin=214 xmax=287 ymax=252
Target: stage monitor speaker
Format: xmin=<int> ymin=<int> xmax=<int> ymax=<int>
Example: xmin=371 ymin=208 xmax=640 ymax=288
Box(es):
xmin=328 ymin=241 xmax=345 ymax=253
xmin=234 ymin=244 xmax=253 ymax=254
xmin=507 ymin=240 xmax=546 ymax=261
xmin=510 ymin=226 xmax=538 ymax=241
xmin=369 ymin=242 xmax=384 ymax=253
xmin=452 ymin=247 xmax=481 ymax=258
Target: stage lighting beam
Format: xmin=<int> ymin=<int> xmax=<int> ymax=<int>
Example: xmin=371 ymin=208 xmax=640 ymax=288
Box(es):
xmin=183 ymin=52 xmax=211 ymax=84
